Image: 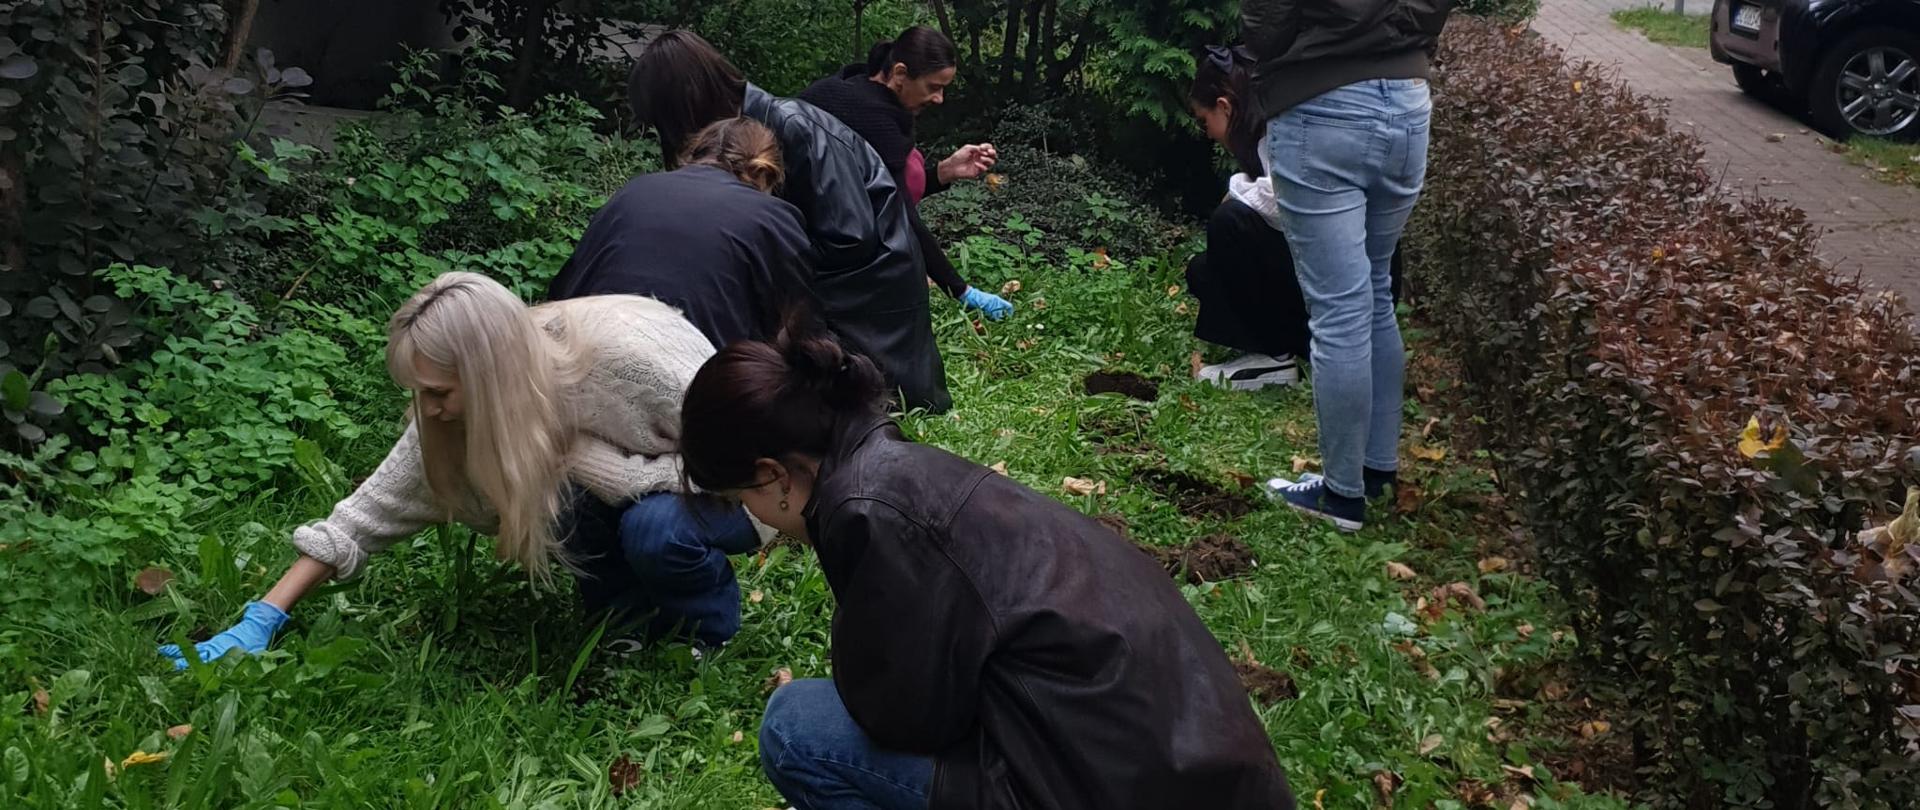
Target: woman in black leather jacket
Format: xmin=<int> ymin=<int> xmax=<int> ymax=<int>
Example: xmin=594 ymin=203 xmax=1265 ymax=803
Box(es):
xmin=677 ymin=328 xmax=1295 ymax=810
xmin=627 ymin=31 xmax=951 ymax=414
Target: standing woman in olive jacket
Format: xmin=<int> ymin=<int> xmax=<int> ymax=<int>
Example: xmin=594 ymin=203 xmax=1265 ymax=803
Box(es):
xmin=797 ymin=27 xmax=1014 ymax=321
xmin=679 ymin=329 xmax=1294 ymax=810
xmin=1246 ymin=0 xmax=1452 ymax=532
xmin=627 ymin=31 xmax=951 ymax=413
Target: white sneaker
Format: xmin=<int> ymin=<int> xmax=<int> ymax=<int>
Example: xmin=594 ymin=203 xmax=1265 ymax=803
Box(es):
xmin=1198 ymin=353 xmax=1299 ymax=390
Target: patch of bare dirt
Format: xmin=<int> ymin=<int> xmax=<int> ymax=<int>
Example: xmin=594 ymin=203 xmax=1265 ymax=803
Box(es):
xmin=1141 ymin=533 xmax=1256 ymax=584
xmin=1083 ymin=370 xmax=1159 ymax=402
xmin=1132 ymin=468 xmax=1258 ymax=519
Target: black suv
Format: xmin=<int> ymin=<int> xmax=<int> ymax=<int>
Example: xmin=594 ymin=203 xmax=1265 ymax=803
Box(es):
xmin=1710 ymin=0 xmax=1920 ymax=140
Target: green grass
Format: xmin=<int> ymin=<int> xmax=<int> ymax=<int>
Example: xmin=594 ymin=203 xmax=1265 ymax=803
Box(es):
xmin=2 ymin=245 xmax=1636 ymax=805
xmin=1839 ymin=136 xmax=1920 ymax=189
xmin=1610 ymin=7 xmax=1710 ymax=49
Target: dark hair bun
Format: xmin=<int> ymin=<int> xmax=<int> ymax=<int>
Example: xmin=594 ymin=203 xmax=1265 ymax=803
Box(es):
xmin=777 ymin=329 xmax=886 ymax=412
xmin=865 ymin=40 xmax=895 ymax=75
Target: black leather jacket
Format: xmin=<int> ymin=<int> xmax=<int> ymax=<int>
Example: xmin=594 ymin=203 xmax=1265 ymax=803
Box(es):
xmin=805 ymin=419 xmax=1295 ymax=810
xmin=1242 ymin=0 xmax=1453 ymax=117
xmin=741 ymin=85 xmax=951 ymax=413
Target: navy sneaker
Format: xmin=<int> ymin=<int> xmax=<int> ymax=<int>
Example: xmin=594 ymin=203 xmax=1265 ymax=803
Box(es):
xmin=1266 ymin=476 xmax=1366 ymax=532
xmin=1288 ymin=469 xmax=1397 ymax=500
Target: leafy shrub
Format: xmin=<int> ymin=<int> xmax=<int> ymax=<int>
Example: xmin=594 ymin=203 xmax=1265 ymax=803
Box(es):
xmin=1410 ymin=20 xmax=1919 ymax=807
xmin=1 ymin=2 xmax=314 ymax=445
xmin=921 ymin=115 xmax=1190 ymax=265
xmin=1455 ymin=0 xmax=1540 ymax=23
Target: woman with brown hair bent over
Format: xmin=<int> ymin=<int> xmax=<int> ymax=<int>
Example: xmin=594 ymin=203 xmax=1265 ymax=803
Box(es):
xmin=678 ymin=329 xmax=1295 ymax=810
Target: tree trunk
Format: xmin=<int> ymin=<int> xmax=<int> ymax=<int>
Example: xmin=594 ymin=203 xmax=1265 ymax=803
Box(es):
xmin=1021 ymin=0 xmax=1046 ymax=93
xmin=222 ymin=0 xmax=260 ymax=71
xmin=997 ymin=1 xmax=1026 ymax=91
xmin=0 ymin=150 xmax=23 ymax=278
xmin=930 ymin=0 xmax=961 ymax=67
xmin=1036 ymin=0 xmax=1057 ymax=77
xmin=507 ymin=0 xmax=552 ymax=109
xmin=853 ymin=0 xmax=866 ymax=63
xmin=1048 ymin=11 xmax=1095 ymax=86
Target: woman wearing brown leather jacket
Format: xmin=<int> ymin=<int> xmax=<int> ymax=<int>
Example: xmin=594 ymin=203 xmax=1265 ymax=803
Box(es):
xmin=678 ymin=328 xmax=1295 ymax=810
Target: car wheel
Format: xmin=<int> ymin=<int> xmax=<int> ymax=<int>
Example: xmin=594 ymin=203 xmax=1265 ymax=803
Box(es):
xmin=1809 ymin=29 xmax=1920 ymax=141
xmin=1733 ymin=63 xmax=1786 ymax=103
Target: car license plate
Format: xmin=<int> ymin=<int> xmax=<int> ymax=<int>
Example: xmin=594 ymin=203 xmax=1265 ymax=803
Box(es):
xmin=1732 ymin=4 xmax=1763 ymax=32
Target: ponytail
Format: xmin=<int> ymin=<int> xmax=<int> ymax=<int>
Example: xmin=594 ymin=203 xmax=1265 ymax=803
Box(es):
xmin=865 ymin=26 xmax=956 ymax=79
xmin=680 ymin=320 xmax=886 ymax=493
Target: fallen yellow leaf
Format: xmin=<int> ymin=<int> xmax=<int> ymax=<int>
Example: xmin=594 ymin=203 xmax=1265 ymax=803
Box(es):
xmin=1410 ymin=444 xmax=1447 ymax=462
xmin=1418 ymin=733 xmax=1444 ymax=755
xmin=1478 ymin=556 xmax=1510 ymax=575
xmin=1573 ymin=80 xmax=1584 ymax=93
xmin=1313 ymin=788 xmax=1326 ymax=810
xmin=1737 ymin=415 xmax=1789 ymax=458
xmin=984 ymin=173 xmax=1005 ymax=190
xmin=1062 ymin=477 xmax=1107 ymax=497
xmin=748 ymin=590 xmax=764 ymax=604
xmin=120 ymin=750 xmax=169 ymax=769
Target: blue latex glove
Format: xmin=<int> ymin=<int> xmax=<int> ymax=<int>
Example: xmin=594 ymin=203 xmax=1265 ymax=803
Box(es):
xmin=961 ymin=287 xmax=1014 ymax=321
xmin=159 ymin=601 xmax=288 ymax=670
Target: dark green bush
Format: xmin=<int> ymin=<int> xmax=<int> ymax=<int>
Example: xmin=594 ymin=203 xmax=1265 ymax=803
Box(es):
xmin=1410 ymin=20 xmax=1919 ymax=807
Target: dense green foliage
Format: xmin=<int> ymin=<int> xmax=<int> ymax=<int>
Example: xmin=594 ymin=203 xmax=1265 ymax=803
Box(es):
xmin=1410 ymin=21 xmax=1918 ymax=807
xmin=0 ymin=1 xmax=316 ymax=444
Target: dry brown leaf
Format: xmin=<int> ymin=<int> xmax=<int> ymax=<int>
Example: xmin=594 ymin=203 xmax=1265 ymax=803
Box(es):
xmin=1477 ymin=557 xmax=1510 ymax=575
xmin=1501 ymin=764 xmax=1538 ymax=784
xmin=120 ymin=751 xmax=169 ymax=769
xmin=1385 ymin=561 xmax=1418 ymax=581
xmin=748 ymin=590 xmax=764 ymax=604
xmin=1394 ymin=482 xmax=1424 ymax=515
xmin=1166 ymin=285 xmax=1182 ymax=298
xmin=1410 ymin=443 xmax=1448 ymax=462
xmin=1291 ymin=455 xmax=1316 ymax=474
xmin=763 ymin=667 xmax=795 ymax=695
xmin=1062 ymin=477 xmax=1107 ymax=497
xmin=1540 ymin=681 xmax=1571 ymax=701
xmin=731 ymin=730 xmax=745 ymax=743
xmin=1509 ymin=796 xmax=1536 ymax=810
xmin=135 ymin=566 xmax=175 ymax=596
xmin=32 ymin=688 xmax=49 ymax=716
xmin=1418 ymin=733 xmax=1444 ymax=756
xmin=999 ymin=279 xmax=1022 ymax=296
xmin=1421 ymin=417 xmax=1440 ymax=439
xmin=1189 ymin=350 xmax=1204 ymax=379
xmin=1432 ymin=582 xmax=1488 ymax=613
xmin=165 ymin=724 xmax=192 ymax=740
xmin=1015 ymin=339 xmax=1035 ymax=350
xmin=1578 ymin=720 xmax=1612 ymax=739
xmin=1174 ymin=302 xmax=1190 ymax=316
xmin=984 ymin=172 xmax=1005 ymax=191
xmin=1372 ymin=770 xmax=1403 ymax=806
xmin=608 ymin=754 xmax=641 ymax=796
xmin=990 ymin=461 xmax=1009 ymax=476
xmin=1516 ymin=622 xmax=1535 ymax=640
xmin=1492 ymin=698 xmax=1529 ymax=711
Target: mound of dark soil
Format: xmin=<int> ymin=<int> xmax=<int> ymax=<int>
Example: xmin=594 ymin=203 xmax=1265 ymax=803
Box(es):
xmin=1132 ymin=468 xmax=1258 ymax=519
xmin=1235 ymin=660 xmax=1300 ymax=705
xmin=1142 ymin=533 xmax=1256 ymax=584
xmin=1083 ymin=371 xmax=1159 ymax=402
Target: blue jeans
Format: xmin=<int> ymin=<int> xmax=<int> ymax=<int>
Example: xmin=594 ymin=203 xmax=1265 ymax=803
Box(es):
xmin=760 ymin=679 xmax=935 ymax=810
xmin=1263 ymin=79 xmax=1431 ymax=499
xmin=561 ymin=489 xmax=759 ymax=646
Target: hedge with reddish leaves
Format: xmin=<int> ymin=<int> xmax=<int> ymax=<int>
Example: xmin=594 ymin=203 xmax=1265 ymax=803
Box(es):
xmin=1408 ymin=20 xmax=1920 ymax=808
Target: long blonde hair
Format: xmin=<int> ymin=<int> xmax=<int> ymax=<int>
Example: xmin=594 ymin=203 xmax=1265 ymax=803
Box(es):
xmin=386 ymin=272 xmax=580 ymax=582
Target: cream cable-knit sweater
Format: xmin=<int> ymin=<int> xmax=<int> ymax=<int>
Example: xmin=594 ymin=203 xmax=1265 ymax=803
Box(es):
xmin=292 ymin=295 xmax=754 ymax=579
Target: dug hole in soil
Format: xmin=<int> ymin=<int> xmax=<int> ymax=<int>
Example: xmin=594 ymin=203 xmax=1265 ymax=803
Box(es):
xmin=1083 ymin=370 xmax=1159 ymax=402
xmin=1142 ymin=533 xmax=1257 ymax=584
xmin=1235 ymin=660 xmax=1300 ymax=705
xmin=1132 ymin=468 xmax=1258 ymax=520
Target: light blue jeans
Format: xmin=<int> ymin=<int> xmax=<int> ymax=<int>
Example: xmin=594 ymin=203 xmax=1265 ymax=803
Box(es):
xmin=1263 ymin=79 xmax=1431 ymax=499
xmin=760 ymin=679 xmax=934 ymax=810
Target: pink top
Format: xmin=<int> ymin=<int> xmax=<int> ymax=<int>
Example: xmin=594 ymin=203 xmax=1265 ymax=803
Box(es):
xmin=905 ymin=148 xmax=928 ymax=205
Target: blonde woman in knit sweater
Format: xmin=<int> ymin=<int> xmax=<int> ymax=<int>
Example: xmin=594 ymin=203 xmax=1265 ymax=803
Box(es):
xmin=160 ymin=272 xmax=767 ymax=668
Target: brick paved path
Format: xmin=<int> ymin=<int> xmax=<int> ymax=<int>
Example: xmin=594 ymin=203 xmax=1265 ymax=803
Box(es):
xmin=1532 ymin=0 xmax=1920 ymax=313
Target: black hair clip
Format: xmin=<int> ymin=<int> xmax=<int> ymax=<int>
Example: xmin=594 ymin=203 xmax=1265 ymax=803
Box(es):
xmin=1203 ymin=44 xmax=1234 ymax=71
